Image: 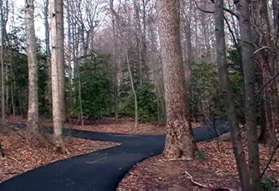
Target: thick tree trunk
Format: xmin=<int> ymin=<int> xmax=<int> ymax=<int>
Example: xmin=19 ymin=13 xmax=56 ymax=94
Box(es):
xmin=238 ymin=0 xmax=260 ymax=190
xmin=26 ymin=0 xmax=39 ymax=131
xmin=157 ymin=0 xmax=194 ymax=160
xmin=214 ymin=0 xmax=250 ymax=190
xmin=50 ymin=0 xmax=65 ymax=147
xmin=56 ymin=0 xmax=65 ymax=122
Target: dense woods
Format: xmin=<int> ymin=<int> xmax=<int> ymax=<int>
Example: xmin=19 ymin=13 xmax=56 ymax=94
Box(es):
xmin=0 ymin=0 xmax=278 ymax=190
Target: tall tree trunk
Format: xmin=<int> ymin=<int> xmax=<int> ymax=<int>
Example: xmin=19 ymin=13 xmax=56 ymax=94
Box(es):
xmin=273 ymin=0 xmax=279 ymax=35
xmin=126 ymin=50 xmax=138 ymax=129
xmin=148 ymin=17 xmax=165 ymax=122
xmin=157 ymin=0 xmax=195 ymax=160
xmin=182 ymin=0 xmax=194 ymax=128
xmin=77 ymin=60 xmax=84 ymax=126
xmin=5 ymin=61 xmax=8 ymax=115
xmin=214 ymin=0 xmax=250 ymax=190
xmin=56 ymin=0 xmax=65 ymax=122
xmin=109 ymin=0 xmax=119 ymax=120
xmin=200 ymin=1 xmax=211 ymax=59
xmin=133 ymin=0 xmax=143 ymax=86
xmin=141 ymin=0 xmax=148 ymax=82
xmin=44 ymin=0 xmax=51 ymax=64
xmin=11 ymin=79 xmax=15 ymax=117
xmin=44 ymin=0 xmax=52 ymax=113
xmin=238 ymin=0 xmax=260 ymax=190
xmin=65 ymin=0 xmax=75 ymax=116
xmin=0 ymin=0 xmax=5 ymax=124
xmin=26 ymin=0 xmax=39 ymax=131
xmin=252 ymin=0 xmax=279 ymax=147
xmin=50 ymin=0 xmax=65 ymax=147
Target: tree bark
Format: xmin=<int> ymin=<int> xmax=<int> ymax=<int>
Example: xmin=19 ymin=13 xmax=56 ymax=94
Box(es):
xmin=273 ymin=0 xmax=279 ymax=35
xmin=214 ymin=0 xmax=250 ymax=190
xmin=157 ymin=0 xmax=195 ymax=160
xmin=0 ymin=0 xmax=5 ymax=124
xmin=126 ymin=50 xmax=138 ymax=129
xmin=50 ymin=0 xmax=65 ymax=147
xmin=26 ymin=0 xmax=39 ymax=131
xmin=109 ymin=0 xmax=119 ymax=120
xmin=4 ymin=61 xmax=8 ymax=115
xmin=238 ymin=0 xmax=260 ymax=190
xmin=56 ymin=0 xmax=65 ymax=122
xmin=133 ymin=0 xmax=143 ymax=86
xmin=182 ymin=0 xmax=194 ymax=128
xmin=44 ymin=0 xmax=52 ymax=113
xmin=252 ymin=0 xmax=279 ymax=147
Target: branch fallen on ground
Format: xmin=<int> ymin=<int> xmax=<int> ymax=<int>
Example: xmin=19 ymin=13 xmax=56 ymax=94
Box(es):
xmin=185 ymin=170 xmax=209 ymax=188
xmin=184 ymin=170 xmax=235 ymax=191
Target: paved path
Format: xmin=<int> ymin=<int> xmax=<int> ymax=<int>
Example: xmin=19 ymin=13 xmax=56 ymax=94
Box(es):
xmin=0 ymin=120 xmax=230 ymax=191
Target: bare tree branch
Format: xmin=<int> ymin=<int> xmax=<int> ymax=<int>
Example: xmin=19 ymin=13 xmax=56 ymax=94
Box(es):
xmin=194 ymin=0 xmax=239 ymax=19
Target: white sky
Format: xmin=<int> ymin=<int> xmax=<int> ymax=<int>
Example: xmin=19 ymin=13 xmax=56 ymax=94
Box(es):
xmin=11 ymin=0 xmax=108 ymax=43
xmin=10 ymin=0 xmax=46 ymax=40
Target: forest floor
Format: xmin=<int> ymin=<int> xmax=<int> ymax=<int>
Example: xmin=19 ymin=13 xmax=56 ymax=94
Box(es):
xmin=68 ymin=118 xmax=166 ymax=135
xmin=118 ymin=140 xmax=279 ymax=191
xmin=69 ymin=118 xmax=200 ymax=135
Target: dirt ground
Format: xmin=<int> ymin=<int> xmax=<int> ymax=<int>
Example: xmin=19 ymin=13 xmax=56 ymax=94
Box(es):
xmin=68 ymin=118 xmax=201 ymax=135
xmin=68 ymin=118 xmax=166 ymax=135
xmin=118 ymin=141 xmax=279 ymax=191
xmin=0 ymin=125 xmax=117 ymax=183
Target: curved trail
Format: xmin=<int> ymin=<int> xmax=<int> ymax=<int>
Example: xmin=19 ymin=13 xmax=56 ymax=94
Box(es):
xmin=0 ymin=120 xmax=230 ymax=191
